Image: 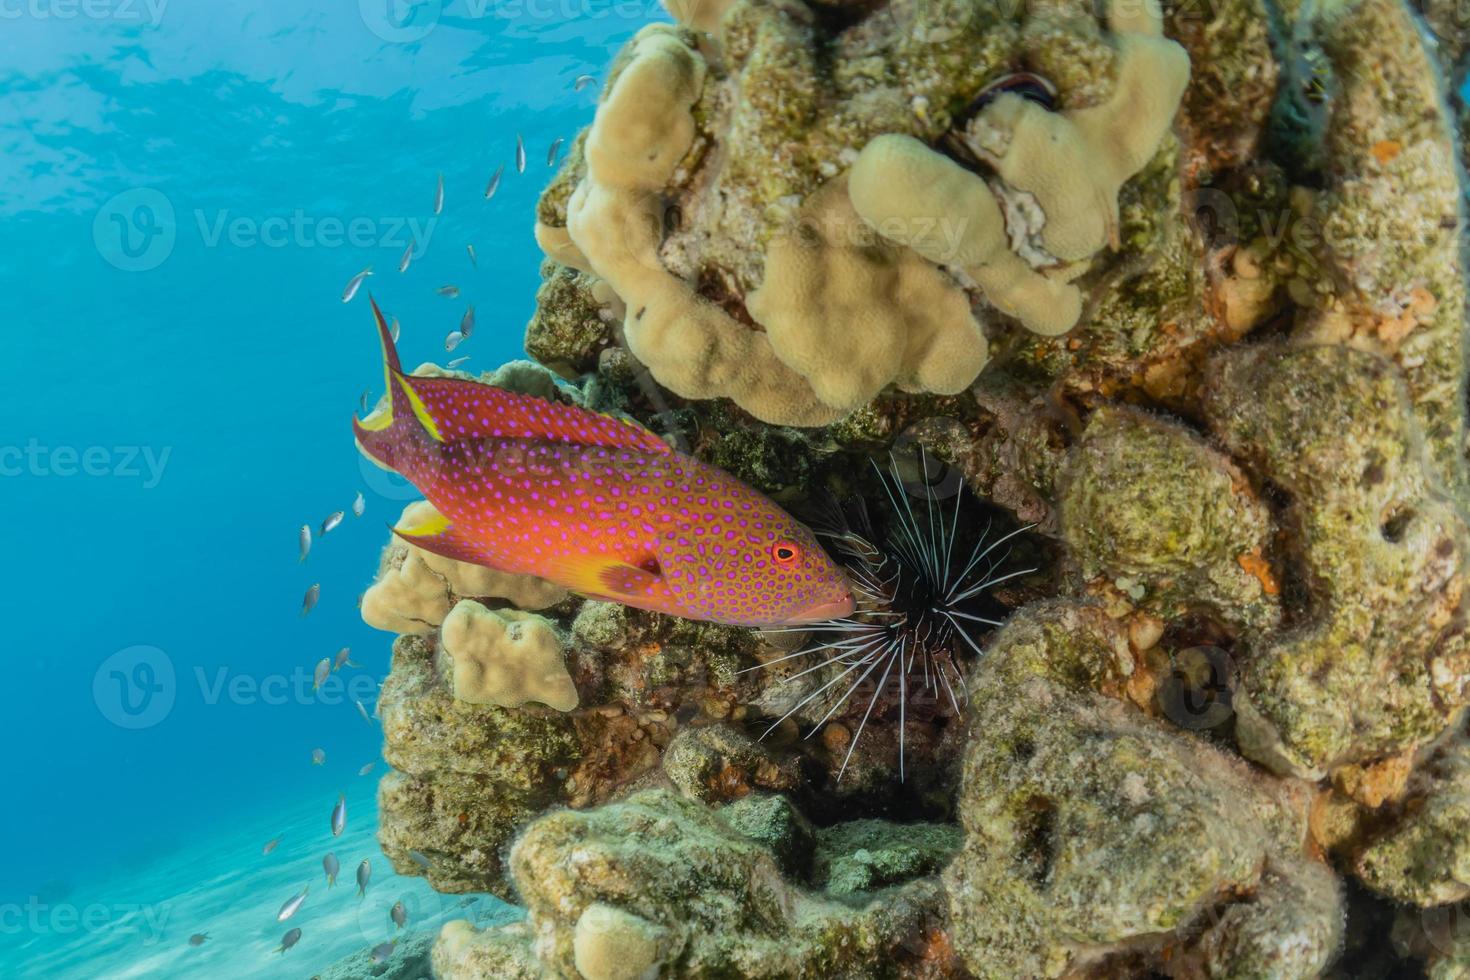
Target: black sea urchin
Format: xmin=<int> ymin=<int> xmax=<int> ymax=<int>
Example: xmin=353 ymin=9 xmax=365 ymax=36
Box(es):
xmin=750 ymin=450 xmax=1036 ymax=780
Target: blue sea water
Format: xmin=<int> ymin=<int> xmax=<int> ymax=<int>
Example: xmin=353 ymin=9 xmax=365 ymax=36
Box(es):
xmin=2 ymin=2 xmax=656 ymax=975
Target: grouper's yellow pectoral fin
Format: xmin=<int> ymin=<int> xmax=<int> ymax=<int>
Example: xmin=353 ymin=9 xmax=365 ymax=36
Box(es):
xmin=540 ymin=552 xmax=664 ymax=602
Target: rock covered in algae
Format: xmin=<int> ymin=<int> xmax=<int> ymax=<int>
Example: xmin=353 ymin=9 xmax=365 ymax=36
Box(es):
xmin=1203 ymin=343 xmax=1470 ymax=779
xmin=434 ymin=788 xmax=961 ymax=979
xmin=1059 ymin=404 xmax=1279 ymax=631
xmin=1356 ymin=724 xmax=1470 ymax=906
xmin=946 ymin=600 xmax=1343 ymax=978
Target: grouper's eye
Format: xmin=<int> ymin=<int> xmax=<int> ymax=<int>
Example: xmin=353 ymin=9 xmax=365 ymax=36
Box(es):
xmin=772 ymin=540 xmax=801 ymax=565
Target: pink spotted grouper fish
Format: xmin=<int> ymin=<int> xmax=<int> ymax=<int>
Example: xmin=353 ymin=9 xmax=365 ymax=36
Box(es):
xmin=352 ymin=299 xmax=854 ymax=627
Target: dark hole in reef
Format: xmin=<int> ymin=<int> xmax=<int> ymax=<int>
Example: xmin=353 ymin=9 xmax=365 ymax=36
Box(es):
xmin=696 ymin=265 xmax=759 ymax=329
xmin=1361 ymin=452 xmax=1387 ymax=488
xmin=662 ymin=201 xmax=683 ymax=236
xmin=1381 ymin=505 xmax=1413 ymax=544
xmin=1015 ymin=796 xmax=1058 ymax=889
xmin=1253 ymin=477 xmax=1313 ymax=629
xmin=1011 ymin=737 xmax=1036 ymax=764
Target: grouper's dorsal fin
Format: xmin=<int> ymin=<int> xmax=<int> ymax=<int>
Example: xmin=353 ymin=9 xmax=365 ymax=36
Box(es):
xmin=397 ymin=373 xmax=674 ymax=456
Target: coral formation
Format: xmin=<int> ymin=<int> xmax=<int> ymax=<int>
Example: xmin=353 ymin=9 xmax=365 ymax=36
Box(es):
xmin=1203 ymin=344 xmax=1470 ymax=779
xmin=440 ymin=601 xmax=579 ymax=712
xmin=434 ymin=789 xmax=959 ymax=978
xmin=354 ymin=0 xmax=1470 ymax=974
xmin=946 ymin=600 xmax=1342 ymax=978
xmin=536 ymin=0 xmax=1190 ymax=424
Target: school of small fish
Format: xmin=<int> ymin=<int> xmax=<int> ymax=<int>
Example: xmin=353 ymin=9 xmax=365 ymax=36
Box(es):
xmin=238 ymin=114 xmax=590 ymax=963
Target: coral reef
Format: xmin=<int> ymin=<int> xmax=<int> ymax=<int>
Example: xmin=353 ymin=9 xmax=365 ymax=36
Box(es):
xmin=440 ymin=601 xmax=579 ymax=712
xmin=350 ymin=0 xmax=1470 ymax=974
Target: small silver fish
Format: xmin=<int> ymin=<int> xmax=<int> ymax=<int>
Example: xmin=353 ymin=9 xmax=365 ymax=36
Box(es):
xmin=398 ymin=239 xmax=414 ymax=274
xmin=188 ymin=933 xmax=209 ymax=947
xmin=358 ymin=389 xmax=370 ymax=413
xmin=262 ymin=836 xmax=282 ymax=856
xmin=298 ymin=525 xmax=311 ymax=563
xmin=447 ymin=356 xmax=470 ymax=369
xmin=515 ymin=134 xmax=526 ymax=174
xmin=323 ymin=852 xmax=340 ymax=887
xmin=391 ymin=900 xmax=407 ymax=929
xmin=574 ymin=74 xmax=595 ymax=91
xmin=320 ymin=511 xmax=344 ymax=535
xmin=409 ymin=850 xmax=431 ymax=869
xmin=372 ymin=941 xmax=397 ymax=964
xmin=547 ymin=137 xmax=563 ymax=166
xmin=356 ymin=699 xmax=374 ymax=725
xmin=433 ymin=173 xmax=444 ymax=215
xmin=277 ymin=884 xmax=309 ymax=923
xmin=466 ymin=244 xmax=477 ymax=267
xmin=390 ymin=317 xmax=401 ymax=342
xmin=358 ymin=762 xmax=376 ymax=776
xmin=444 ymin=330 xmax=463 ymax=352
xmin=334 ymin=647 xmax=359 ymax=671
xmin=331 ymin=794 xmax=346 ymax=837
xmin=437 ymin=285 xmax=460 ymax=298
xmin=301 ymin=584 xmax=319 ymax=617
xmin=356 ymin=858 xmax=372 ymax=897
xmin=341 ymin=267 xmax=372 ymax=303
xmin=458 ymin=896 xmax=478 ymax=908
xmin=313 ymin=658 xmax=331 ymax=690
xmin=352 ymin=491 xmax=365 ymax=517
xmin=484 ymin=164 xmax=503 ymax=200
xmin=459 ymin=305 xmax=475 ymax=340
xmin=311 ymin=747 xmax=326 ymax=765
xmin=276 ymin=927 xmax=301 ymax=954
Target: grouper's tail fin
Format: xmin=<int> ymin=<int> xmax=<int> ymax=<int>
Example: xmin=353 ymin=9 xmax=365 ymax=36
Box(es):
xmin=353 ymin=296 xmax=440 ymax=470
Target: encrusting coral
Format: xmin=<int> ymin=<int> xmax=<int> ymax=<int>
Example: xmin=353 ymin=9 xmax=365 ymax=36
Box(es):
xmin=324 ymin=0 xmax=1470 ymax=974
xmin=538 ymin=0 xmax=1190 ymax=425
xmin=440 ymin=600 xmax=579 ymax=712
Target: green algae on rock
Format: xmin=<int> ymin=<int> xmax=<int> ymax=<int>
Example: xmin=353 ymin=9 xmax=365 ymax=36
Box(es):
xmin=443 ymin=789 xmax=961 ymax=978
xmin=1204 ymin=343 xmax=1470 ymax=780
xmin=947 ymin=600 xmax=1342 ymax=978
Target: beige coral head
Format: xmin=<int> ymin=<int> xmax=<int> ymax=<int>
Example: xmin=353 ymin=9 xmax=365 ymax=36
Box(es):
xmin=572 ymin=903 xmax=668 ymax=980
xmin=849 ymin=134 xmax=1083 ymax=337
xmin=440 ymin=600 xmax=578 ymax=712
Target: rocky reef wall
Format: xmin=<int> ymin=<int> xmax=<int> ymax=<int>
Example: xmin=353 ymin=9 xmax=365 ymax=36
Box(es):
xmin=356 ymin=0 xmax=1470 ymax=975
